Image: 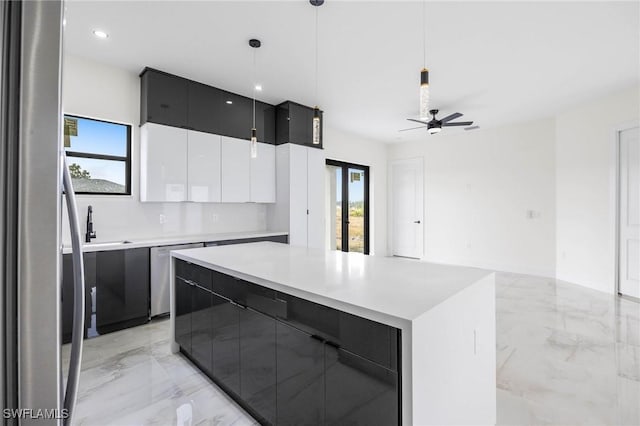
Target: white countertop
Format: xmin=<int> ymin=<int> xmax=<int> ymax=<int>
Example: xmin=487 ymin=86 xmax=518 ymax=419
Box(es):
xmin=62 ymin=230 xmax=288 ymax=254
xmin=171 ymin=242 xmax=492 ymax=327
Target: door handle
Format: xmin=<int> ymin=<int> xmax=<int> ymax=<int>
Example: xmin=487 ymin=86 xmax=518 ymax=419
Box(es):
xmin=414 ymin=220 xmax=421 ymax=224
xmin=62 ymin=154 xmax=86 ymax=425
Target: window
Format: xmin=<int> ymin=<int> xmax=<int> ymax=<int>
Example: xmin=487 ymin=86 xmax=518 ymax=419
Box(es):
xmin=64 ymin=115 xmax=131 ymax=195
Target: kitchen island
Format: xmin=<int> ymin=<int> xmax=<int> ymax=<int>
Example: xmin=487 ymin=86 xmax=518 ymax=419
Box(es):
xmin=170 ymin=242 xmax=496 ymax=426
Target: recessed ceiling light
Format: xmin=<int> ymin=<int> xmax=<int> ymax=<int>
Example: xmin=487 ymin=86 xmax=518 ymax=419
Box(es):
xmin=92 ymin=29 xmax=108 ymax=39
xmin=226 ymin=100 xmax=233 ymax=105
xmin=254 ymin=84 xmax=262 ymax=91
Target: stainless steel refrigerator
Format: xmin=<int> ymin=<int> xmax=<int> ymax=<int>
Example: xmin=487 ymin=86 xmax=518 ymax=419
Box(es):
xmin=1 ymin=1 xmax=85 ymax=425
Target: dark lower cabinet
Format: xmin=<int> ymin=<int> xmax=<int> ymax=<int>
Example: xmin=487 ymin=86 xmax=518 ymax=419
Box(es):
xmin=240 ymin=308 xmax=277 ymax=425
xmin=276 ymin=322 xmax=325 ymax=426
xmin=211 ymin=293 xmax=241 ymax=395
xmin=175 ymin=276 xmax=192 ymax=353
xmin=61 ymin=252 xmax=95 ymax=344
xmin=95 ymin=248 xmax=150 ymax=334
xmin=190 ymin=285 xmax=213 ymax=374
xmin=325 ymin=346 xmax=399 ymax=426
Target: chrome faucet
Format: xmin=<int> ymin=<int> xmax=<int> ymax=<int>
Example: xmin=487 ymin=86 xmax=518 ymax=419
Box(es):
xmin=85 ymin=205 xmax=96 ymax=243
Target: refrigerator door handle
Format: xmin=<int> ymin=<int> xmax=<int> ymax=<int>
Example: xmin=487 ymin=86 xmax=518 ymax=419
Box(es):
xmin=62 ymin=153 xmax=86 ymax=424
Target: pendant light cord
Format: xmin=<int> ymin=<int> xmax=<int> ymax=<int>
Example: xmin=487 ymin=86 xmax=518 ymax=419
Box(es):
xmin=422 ymin=0 xmax=426 ymax=67
xmin=252 ymin=48 xmax=256 ymax=128
xmin=315 ymin=5 xmax=319 ymax=105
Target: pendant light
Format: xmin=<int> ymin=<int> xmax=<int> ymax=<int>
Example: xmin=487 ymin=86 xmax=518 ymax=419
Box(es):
xmin=310 ymin=0 xmax=323 ymax=145
xmin=419 ymin=0 xmax=429 ymax=121
xmin=249 ymin=38 xmax=261 ymax=158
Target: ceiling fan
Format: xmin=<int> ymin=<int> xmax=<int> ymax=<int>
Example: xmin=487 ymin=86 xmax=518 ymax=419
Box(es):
xmin=401 ymin=109 xmax=478 ymax=134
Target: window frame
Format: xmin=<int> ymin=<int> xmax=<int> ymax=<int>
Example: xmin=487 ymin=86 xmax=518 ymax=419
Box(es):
xmin=64 ymin=114 xmax=132 ymax=196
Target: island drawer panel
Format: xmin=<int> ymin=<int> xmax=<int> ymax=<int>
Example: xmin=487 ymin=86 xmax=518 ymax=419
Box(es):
xmin=276 ymin=292 xmax=399 ymax=371
xmin=200 ymin=264 xmax=398 ymax=371
xmin=176 ymin=260 xmax=212 ymax=291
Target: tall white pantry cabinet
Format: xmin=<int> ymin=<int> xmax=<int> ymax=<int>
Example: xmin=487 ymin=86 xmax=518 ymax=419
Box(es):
xmin=268 ymin=143 xmax=326 ymax=249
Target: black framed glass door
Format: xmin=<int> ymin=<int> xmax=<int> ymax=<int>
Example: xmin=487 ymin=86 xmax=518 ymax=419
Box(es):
xmin=326 ymin=159 xmax=370 ymax=254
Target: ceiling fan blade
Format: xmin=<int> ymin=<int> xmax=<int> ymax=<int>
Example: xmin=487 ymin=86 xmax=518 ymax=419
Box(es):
xmin=407 ymin=118 xmax=429 ymax=125
xmin=464 ymin=126 xmax=480 ymax=131
xmin=399 ymin=126 xmax=427 ymax=132
xmin=442 ymin=121 xmax=473 ymax=127
xmin=439 ymin=112 xmax=463 ymax=123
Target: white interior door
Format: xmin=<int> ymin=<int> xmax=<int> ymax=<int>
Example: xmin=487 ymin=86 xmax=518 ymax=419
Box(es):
xmin=391 ymin=158 xmax=424 ymax=258
xmin=619 ymin=126 xmax=640 ymax=298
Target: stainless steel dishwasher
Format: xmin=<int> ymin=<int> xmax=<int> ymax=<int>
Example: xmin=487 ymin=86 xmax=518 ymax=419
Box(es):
xmin=150 ymin=243 xmax=203 ymax=317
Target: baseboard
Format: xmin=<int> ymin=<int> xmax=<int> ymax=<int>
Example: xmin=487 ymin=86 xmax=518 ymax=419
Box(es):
xmin=422 ymin=256 xmax=556 ymax=280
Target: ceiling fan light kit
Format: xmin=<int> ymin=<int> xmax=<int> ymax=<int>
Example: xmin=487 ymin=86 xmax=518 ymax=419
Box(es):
xmin=402 ymin=109 xmax=476 ymax=134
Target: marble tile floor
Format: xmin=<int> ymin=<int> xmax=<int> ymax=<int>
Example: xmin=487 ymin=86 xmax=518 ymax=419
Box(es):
xmin=63 ymin=272 xmax=640 ymax=426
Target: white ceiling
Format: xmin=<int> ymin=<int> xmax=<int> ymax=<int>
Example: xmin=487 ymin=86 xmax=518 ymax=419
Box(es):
xmin=64 ymin=1 xmax=639 ymax=143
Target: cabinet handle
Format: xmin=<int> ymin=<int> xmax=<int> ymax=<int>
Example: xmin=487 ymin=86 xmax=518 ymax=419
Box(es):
xmin=325 ymin=340 xmax=341 ymax=349
xmin=230 ymin=300 xmax=247 ymax=309
xmin=413 ymin=220 xmax=421 ymax=224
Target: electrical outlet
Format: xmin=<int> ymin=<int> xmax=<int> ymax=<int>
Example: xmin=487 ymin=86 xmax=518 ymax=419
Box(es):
xmin=211 ymin=213 xmax=220 ymax=223
xmin=159 ymin=214 xmax=166 ymax=224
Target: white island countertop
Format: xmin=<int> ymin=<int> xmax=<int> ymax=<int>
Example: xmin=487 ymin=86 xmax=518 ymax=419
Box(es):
xmin=171 ymin=241 xmax=497 ymax=425
xmin=62 ymin=230 xmax=288 ymax=254
xmin=172 ymin=241 xmax=491 ymax=327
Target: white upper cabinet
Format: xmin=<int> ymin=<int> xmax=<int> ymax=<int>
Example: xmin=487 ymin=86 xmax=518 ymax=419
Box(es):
xmin=250 ymin=142 xmax=276 ymax=203
xmin=187 ymin=130 xmax=221 ymax=202
xmin=141 ymin=124 xmax=276 ymax=204
xmin=140 ymin=123 xmax=188 ymax=202
xmin=221 ymin=136 xmax=251 ymax=202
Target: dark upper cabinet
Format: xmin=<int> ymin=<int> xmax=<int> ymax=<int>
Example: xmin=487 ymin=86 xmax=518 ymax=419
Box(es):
xmin=211 ymin=292 xmax=241 ymax=395
xmin=325 ymin=346 xmax=399 ymax=426
xmin=141 ymin=68 xmax=277 ymax=143
xmin=276 ymin=101 xmax=323 ymax=148
xmin=276 ymin=321 xmax=325 ymax=426
xmin=61 ymin=252 xmax=95 ymax=344
xmin=175 ymin=276 xmax=192 ymax=353
xmin=140 ymin=69 xmax=188 ymax=128
xmin=190 ymin=285 xmax=213 ymax=374
xmin=256 ymin=101 xmax=276 ymax=144
xmin=95 ymin=247 xmax=150 ymax=334
xmin=240 ymin=308 xmax=277 ymax=425
xmin=216 ymin=90 xmax=253 ymax=140
xmin=187 ymin=81 xmax=223 ymax=134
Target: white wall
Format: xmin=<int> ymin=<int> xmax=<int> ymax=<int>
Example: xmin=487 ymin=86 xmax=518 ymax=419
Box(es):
xmin=388 ymin=118 xmax=557 ymax=277
xmin=555 ymin=86 xmax=640 ymax=294
xmin=61 ymin=55 xmax=267 ymax=245
xmin=323 ymin=126 xmax=388 ymax=256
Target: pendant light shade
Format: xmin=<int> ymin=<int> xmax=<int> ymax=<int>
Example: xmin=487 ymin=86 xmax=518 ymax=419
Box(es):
xmin=419 ymin=68 xmax=429 ymax=120
xmin=312 ymin=107 xmax=321 ymax=145
xmin=250 ymin=128 xmax=257 ymax=158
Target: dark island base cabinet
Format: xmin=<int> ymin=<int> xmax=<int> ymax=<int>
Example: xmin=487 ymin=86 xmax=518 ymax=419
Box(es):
xmin=211 ymin=293 xmax=241 ymax=395
xmin=240 ymin=308 xmax=277 ymax=425
xmin=326 ymin=347 xmax=399 ymax=425
xmin=175 ymin=260 xmax=401 ymax=426
xmin=276 ymin=321 xmax=325 ymax=426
